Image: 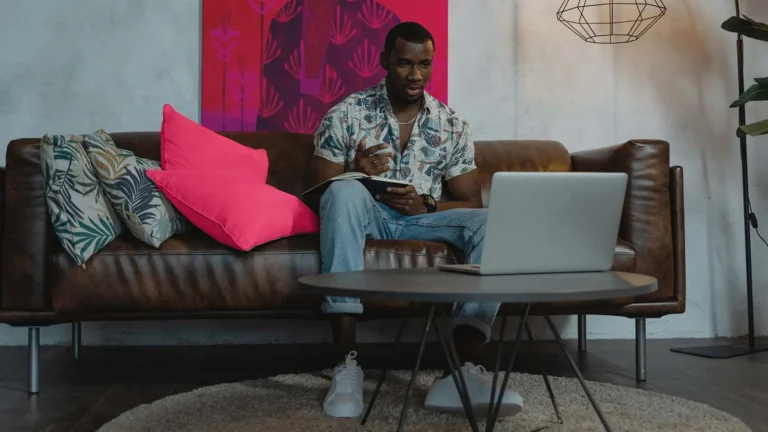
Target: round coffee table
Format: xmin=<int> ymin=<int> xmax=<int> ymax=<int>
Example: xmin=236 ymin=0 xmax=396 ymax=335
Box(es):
xmin=299 ymin=268 xmax=657 ymax=432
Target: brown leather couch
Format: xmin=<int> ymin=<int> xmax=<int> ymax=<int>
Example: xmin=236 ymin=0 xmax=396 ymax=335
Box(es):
xmin=0 ymin=132 xmax=685 ymax=393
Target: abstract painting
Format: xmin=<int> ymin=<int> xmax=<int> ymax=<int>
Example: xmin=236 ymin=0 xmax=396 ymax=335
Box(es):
xmin=201 ymin=0 xmax=449 ymax=133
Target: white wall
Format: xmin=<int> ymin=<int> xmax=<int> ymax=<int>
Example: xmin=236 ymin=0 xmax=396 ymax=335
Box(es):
xmin=1 ymin=0 xmax=768 ymax=345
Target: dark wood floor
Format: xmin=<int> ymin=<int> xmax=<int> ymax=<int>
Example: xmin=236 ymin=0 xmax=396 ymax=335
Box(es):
xmin=1 ymin=336 xmax=767 ymax=432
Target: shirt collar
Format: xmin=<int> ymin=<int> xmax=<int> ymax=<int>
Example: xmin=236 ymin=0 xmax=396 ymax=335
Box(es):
xmin=376 ymin=78 xmax=436 ymax=116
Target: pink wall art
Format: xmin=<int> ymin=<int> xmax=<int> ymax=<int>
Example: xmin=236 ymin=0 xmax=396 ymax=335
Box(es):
xmin=201 ymin=0 xmax=449 ymax=133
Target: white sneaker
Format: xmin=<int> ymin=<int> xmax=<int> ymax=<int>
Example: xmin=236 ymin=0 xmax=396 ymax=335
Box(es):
xmin=424 ymin=362 xmax=524 ymax=417
xmin=323 ymin=351 xmax=365 ymax=418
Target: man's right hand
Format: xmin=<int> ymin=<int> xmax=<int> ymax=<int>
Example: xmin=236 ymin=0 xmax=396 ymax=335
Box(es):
xmin=353 ymin=137 xmax=392 ymax=176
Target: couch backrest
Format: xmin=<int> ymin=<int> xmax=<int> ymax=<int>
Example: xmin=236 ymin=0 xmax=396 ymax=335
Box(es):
xmin=1 ymin=132 xmax=572 ymax=310
xmin=109 ymin=131 xmax=319 ymax=197
xmin=109 ymin=132 xmax=573 ymax=200
xmin=473 ymin=140 xmax=572 ymax=205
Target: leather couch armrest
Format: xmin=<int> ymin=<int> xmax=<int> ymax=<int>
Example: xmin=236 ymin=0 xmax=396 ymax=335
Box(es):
xmin=2 ymin=140 xmax=49 ymax=311
xmin=669 ymin=165 xmax=686 ymax=310
xmin=571 ymin=140 xmax=667 ymax=173
xmin=571 ymin=140 xmax=678 ymax=301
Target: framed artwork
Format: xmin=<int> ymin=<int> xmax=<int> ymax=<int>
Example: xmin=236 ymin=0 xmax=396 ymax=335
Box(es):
xmin=201 ymin=0 xmax=449 ymax=133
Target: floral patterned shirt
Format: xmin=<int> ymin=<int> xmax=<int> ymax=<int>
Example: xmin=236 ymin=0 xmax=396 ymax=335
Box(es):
xmin=313 ymin=79 xmax=476 ymax=198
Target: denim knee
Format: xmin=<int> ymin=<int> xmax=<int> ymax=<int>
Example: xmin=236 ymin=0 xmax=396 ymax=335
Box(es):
xmin=320 ymin=180 xmax=370 ymax=209
xmin=322 ymin=296 xmax=364 ymax=314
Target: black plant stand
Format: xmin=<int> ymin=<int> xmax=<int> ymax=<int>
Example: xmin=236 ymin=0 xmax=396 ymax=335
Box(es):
xmin=671 ymin=0 xmax=768 ymax=359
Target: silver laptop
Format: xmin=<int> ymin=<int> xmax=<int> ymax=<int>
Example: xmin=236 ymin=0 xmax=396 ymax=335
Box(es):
xmin=438 ymin=171 xmax=627 ymax=275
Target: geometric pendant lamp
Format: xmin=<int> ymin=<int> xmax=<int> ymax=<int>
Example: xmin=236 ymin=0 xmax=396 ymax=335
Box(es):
xmin=556 ymin=0 xmax=667 ymax=44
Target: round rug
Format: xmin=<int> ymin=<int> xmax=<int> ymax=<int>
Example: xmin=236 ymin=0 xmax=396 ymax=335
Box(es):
xmin=98 ymin=370 xmax=750 ymax=432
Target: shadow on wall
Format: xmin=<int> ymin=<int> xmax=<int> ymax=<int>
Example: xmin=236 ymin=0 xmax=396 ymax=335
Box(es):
xmin=617 ymin=0 xmax=737 ymax=334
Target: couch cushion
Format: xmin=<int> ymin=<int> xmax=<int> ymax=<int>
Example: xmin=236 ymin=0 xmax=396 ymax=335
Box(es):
xmin=160 ymin=105 xmax=270 ymax=181
xmin=40 ymin=133 xmax=125 ymax=267
xmin=48 ymin=230 xmax=459 ymax=313
xmin=49 ymin=229 xmax=635 ymax=313
xmin=146 ymin=169 xmax=319 ymax=251
xmin=82 ymin=130 xmax=189 ymax=248
xmin=613 ymin=238 xmax=636 ymax=272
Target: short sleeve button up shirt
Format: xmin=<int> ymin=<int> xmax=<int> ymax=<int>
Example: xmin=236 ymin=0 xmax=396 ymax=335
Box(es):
xmin=313 ymin=79 xmax=476 ymax=199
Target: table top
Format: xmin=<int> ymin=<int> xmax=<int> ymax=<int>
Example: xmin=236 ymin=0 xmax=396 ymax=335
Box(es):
xmin=298 ymin=268 xmax=657 ymax=303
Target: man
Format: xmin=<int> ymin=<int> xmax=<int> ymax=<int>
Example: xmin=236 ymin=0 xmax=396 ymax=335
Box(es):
xmin=310 ymin=22 xmax=523 ymax=419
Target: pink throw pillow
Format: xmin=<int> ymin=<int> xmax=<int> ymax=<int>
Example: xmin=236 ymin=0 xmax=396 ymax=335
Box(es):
xmin=160 ymin=104 xmax=269 ymax=183
xmin=145 ymin=169 xmax=319 ymax=251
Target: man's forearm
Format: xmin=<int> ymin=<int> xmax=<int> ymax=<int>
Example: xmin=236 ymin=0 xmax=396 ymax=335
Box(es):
xmin=437 ymin=169 xmax=483 ymax=213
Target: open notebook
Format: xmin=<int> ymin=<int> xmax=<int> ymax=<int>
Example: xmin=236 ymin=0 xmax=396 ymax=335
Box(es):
xmin=301 ymin=172 xmax=411 ymax=197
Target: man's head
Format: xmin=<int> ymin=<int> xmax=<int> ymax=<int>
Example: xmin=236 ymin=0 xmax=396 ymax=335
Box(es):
xmin=380 ymin=22 xmax=435 ymax=105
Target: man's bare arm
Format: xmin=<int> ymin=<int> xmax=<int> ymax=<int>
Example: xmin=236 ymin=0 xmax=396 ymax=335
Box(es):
xmin=437 ymin=170 xmax=483 ymax=211
xmin=311 ymin=155 xmax=346 ymax=185
xmin=304 ymin=156 xmax=345 ymax=213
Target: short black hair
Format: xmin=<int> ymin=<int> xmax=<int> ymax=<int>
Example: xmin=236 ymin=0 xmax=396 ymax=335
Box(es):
xmin=383 ymin=22 xmax=435 ymax=54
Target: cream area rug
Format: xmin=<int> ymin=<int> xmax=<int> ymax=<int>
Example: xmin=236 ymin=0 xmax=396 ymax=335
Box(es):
xmin=98 ymin=370 xmax=750 ymax=432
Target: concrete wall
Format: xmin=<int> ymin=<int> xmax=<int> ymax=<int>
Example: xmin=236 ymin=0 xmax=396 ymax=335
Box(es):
xmin=1 ymin=0 xmax=768 ymax=345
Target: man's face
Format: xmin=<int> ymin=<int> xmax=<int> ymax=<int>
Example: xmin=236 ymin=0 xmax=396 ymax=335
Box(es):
xmin=381 ymin=38 xmax=434 ymax=104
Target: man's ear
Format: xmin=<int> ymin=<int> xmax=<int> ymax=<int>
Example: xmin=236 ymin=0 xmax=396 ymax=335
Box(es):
xmin=379 ymin=51 xmax=388 ymax=70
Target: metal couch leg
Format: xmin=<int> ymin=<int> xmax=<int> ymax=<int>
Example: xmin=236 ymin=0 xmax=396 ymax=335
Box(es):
xmin=72 ymin=322 xmax=81 ymax=360
xmin=28 ymin=327 xmax=40 ymax=394
xmin=636 ymin=318 xmax=647 ymax=382
xmin=577 ymin=315 xmax=587 ymax=352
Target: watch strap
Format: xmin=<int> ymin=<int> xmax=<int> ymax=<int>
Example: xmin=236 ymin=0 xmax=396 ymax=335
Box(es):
xmin=420 ymin=194 xmax=437 ymax=213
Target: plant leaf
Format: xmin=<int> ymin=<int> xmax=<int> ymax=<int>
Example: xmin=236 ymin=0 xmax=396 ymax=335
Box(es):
xmin=730 ymin=80 xmax=768 ymax=107
xmin=721 ymin=15 xmax=768 ymax=42
xmin=737 ymin=119 xmax=768 ymax=137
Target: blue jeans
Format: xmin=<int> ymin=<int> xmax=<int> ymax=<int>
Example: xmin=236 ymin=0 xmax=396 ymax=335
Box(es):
xmin=319 ymin=180 xmax=500 ymax=342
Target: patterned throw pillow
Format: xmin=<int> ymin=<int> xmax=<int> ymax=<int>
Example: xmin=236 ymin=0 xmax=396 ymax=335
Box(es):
xmin=41 ymin=134 xmax=125 ymax=267
xmin=82 ymin=130 xmax=188 ymax=247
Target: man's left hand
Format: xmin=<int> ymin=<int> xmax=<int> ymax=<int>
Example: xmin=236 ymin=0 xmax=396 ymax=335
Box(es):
xmin=377 ymin=185 xmax=426 ymax=216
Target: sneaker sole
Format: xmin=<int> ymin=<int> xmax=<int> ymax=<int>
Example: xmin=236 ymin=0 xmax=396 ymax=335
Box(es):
xmin=424 ymin=401 xmax=523 ymax=418
xmin=323 ymin=402 xmax=364 ymax=418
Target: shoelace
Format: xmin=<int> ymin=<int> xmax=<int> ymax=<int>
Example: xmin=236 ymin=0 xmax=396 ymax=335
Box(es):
xmin=463 ymin=362 xmax=487 ymax=377
xmin=460 ymin=362 xmax=497 ymax=386
xmin=334 ymin=351 xmax=360 ymax=392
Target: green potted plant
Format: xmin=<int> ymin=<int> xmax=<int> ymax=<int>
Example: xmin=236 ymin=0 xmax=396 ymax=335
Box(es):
xmin=722 ymin=15 xmax=768 ymax=137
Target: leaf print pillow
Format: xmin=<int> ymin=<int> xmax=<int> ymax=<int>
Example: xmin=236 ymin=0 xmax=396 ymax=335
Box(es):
xmin=40 ymin=133 xmax=125 ymax=267
xmin=81 ymin=130 xmax=189 ymax=248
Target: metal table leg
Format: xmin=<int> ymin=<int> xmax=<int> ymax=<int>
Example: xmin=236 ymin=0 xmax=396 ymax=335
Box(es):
xmin=485 ymin=303 xmax=531 ymax=431
xmin=395 ymin=304 xmax=435 ymax=432
xmin=362 ymin=306 xmax=613 ymax=432
xmin=361 ymin=317 xmax=410 ymax=425
xmin=525 ymin=321 xmax=562 ymax=424
xmin=434 ymin=309 xmax=480 ymax=432
xmin=488 ymin=315 xmax=508 ymax=428
xmin=544 ymin=315 xmax=612 ymax=432
xmin=362 ymin=304 xmax=481 ymax=432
